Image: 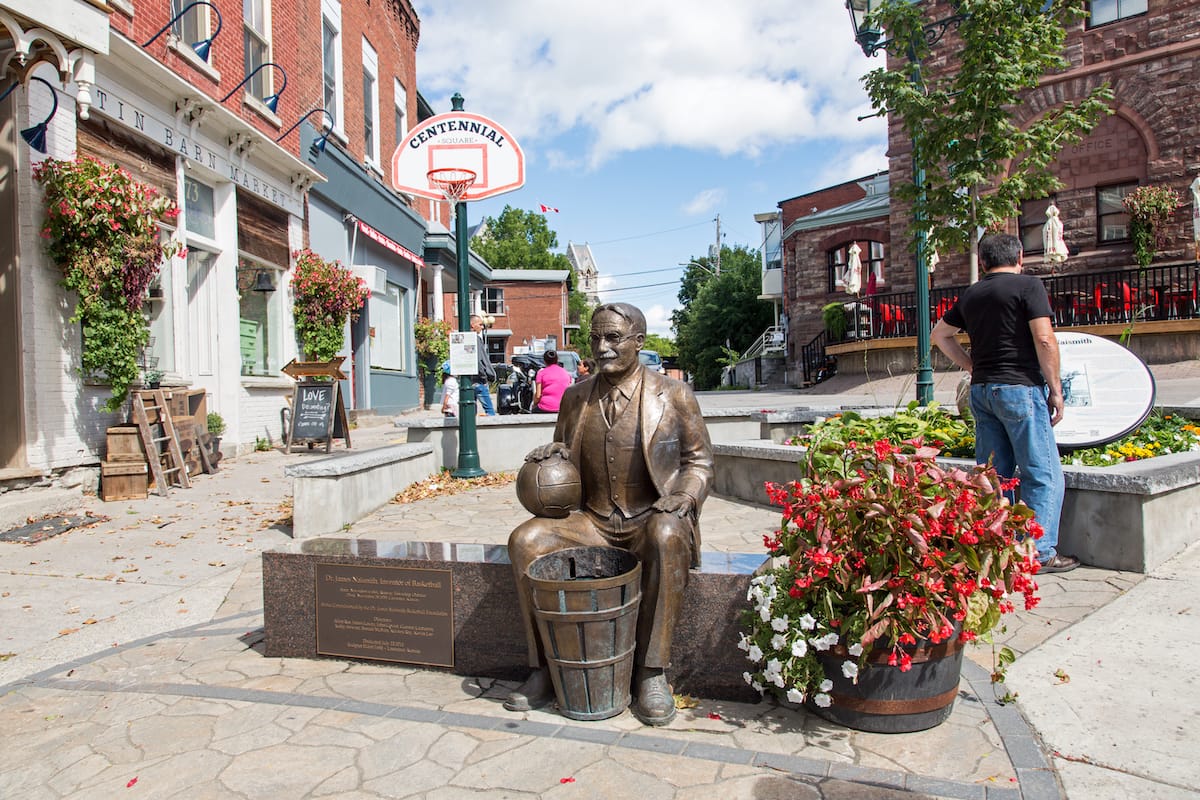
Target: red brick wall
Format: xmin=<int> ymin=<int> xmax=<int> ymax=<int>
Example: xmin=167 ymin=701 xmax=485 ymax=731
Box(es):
xmin=441 ymin=279 xmax=569 ymax=361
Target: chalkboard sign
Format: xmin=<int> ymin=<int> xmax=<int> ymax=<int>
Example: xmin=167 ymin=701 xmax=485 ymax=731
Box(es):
xmin=287 ymin=381 xmax=350 ymax=453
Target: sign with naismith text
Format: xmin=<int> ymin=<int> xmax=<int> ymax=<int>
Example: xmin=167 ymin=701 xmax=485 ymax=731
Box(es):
xmin=315 ymin=563 xmax=454 ymax=667
xmin=1054 ymin=332 xmax=1156 ymax=450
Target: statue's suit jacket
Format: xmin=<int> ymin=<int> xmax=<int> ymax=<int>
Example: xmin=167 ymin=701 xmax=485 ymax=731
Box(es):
xmin=553 ymin=366 xmax=714 ymax=563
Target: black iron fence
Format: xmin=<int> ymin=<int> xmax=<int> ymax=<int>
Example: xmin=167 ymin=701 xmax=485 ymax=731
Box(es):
xmin=827 ymin=262 xmax=1200 ymax=342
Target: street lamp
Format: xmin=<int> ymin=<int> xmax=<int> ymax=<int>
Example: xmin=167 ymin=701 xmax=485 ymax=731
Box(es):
xmin=681 ymin=260 xmax=718 ymax=276
xmin=845 ymin=0 xmax=963 ymax=406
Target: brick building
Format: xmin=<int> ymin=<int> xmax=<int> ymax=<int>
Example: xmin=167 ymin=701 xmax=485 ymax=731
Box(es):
xmin=441 ymin=269 xmax=572 ymax=365
xmin=779 ymin=1 xmax=1200 ymax=373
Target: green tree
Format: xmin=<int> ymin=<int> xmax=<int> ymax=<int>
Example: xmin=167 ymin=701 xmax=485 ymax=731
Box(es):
xmin=473 ymin=206 xmax=576 ymax=274
xmin=472 ymin=205 xmax=594 ymax=354
xmin=673 ymin=246 xmax=773 ymax=390
xmin=861 ymin=0 xmax=1112 ymax=280
xmin=642 ymin=334 xmax=677 ymax=357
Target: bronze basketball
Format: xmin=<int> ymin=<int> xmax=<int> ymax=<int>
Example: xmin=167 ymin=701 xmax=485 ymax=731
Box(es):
xmin=516 ymin=452 xmax=582 ymax=518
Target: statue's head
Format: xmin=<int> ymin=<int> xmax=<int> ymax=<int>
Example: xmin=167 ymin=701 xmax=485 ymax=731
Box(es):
xmin=590 ymin=303 xmax=647 ymax=380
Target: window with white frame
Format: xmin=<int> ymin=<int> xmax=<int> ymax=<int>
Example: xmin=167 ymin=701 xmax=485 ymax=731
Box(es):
xmin=237 ymin=256 xmax=285 ymax=376
xmin=243 ymin=0 xmax=273 ymax=101
xmin=1088 ymin=0 xmax=1147 ymax=26
xmin=145 ymin=228 xmax=177 ymax=375
xmin=483 ymin=286 xmax=505 ymax=315
xmin=321 ymin=0 xmax=342 ymax=129
xmin=369 ymin=281 xmax=407 ymax=370
xmin=172 ymin=0 xmax=209 ymax=48
xmin=362 ymin=38 xmax=379 ymax=165
xmin=394 ymin=77 xmax=408 ymax=152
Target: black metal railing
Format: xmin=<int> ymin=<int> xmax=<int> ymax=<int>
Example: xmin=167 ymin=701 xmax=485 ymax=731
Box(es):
xmin=829 ymin=262 xmax=1200 ymax=341
xmin=801 ymin=329 xmax=829 ymax=385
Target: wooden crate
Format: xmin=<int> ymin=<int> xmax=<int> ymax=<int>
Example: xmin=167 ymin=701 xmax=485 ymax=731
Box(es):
xmin=106 ymin=425 xmax=146 ymax=462
xmin=167 ymin=389 xmax=207 ymax=423
xmin=101 ymin=461 xmax=149 ymax=501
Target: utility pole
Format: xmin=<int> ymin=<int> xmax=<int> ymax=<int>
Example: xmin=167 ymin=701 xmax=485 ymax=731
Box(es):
xmin=714 ymin=215 xmax=722 ymax=275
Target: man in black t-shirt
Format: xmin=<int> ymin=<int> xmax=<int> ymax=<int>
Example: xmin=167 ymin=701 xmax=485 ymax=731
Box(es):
xmin=931 ymin=233 xmax=1078 ymax=574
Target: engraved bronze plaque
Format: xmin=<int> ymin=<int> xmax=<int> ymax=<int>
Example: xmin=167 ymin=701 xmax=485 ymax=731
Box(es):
xmin=315 ymin=562 xmax=454 ymax=667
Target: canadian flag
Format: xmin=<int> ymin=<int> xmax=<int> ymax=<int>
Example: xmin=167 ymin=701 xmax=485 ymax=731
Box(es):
xmin=539 ymin=203 xmax=559 ymax=213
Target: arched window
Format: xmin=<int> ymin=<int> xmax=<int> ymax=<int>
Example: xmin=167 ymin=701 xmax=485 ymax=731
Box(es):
xmin=827 ymin=241 xmax=885 ymax=293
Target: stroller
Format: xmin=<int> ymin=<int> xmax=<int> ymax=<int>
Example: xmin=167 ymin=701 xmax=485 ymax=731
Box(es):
xmin=497 ymin=353 xmax=539 ymax=414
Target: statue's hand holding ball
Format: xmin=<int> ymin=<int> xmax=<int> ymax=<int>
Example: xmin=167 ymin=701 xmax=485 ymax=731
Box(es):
xmin=516 ymin=448 xmax=581 ymax=519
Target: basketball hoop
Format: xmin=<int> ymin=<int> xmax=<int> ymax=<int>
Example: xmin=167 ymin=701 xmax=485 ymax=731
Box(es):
xmin=427 ymin=168 xmax=477 ymax=204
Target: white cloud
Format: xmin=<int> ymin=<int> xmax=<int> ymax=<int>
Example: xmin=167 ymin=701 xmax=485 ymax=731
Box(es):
xmin=642 ymin=304 xmax=674 ymax=337
xmin=683 ymin=188 xmax=725 ymax=216
xmin=414 ymin=0 xmax=876 ymax=168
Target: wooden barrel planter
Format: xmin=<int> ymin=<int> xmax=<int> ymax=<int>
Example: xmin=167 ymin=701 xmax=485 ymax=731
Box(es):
xmin=527 ymin=546 xmax=642 ymax=721
xmin=808 ymin=635 xmax=966 ymax=733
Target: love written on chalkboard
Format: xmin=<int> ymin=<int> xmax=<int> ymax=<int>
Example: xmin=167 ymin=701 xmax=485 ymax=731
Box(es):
xmin=287 ymin=381 xmax=350 ymax=452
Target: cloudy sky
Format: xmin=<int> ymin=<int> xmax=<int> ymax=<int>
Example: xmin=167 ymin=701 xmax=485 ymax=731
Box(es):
xmin=412 ymin=0 xmax=889 ymax=336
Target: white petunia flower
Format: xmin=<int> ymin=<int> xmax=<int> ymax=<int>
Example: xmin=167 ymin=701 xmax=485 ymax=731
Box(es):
xmin=752 ymin=680 xmax=764 ymax=693
xmin=758 ymin=605 xmax=772 ymax=623
xmin=743 ymin=671 xmax=754 ymax=686
xmin=812 ymin=633 xmax=838 ymax=652
xmin=842 ymin=661 xmax=859 ymax=680
xmin=770 ymin=633 xmax=787 ymax=651
xmin=847 ymin=643 xmax=864 ymax=657
xmin=771 ymin=615 xmax=789 ymax=633
xmin=786 ymin=688 xmax=805 ymax=704
xmin=798 ymin=614 xmax=817 ymax=631
xmin=813 ymin=693 xmax=832 ymax=708
xmin=819 ymin=679 xmax=833 ymax=693
xmin=747 ymin=644 xmax=763 ymax=663
xmin=790 ymin=638 xmax=808 ymax=658
xmin=771 ymin=673 xmax=786 ymax=689
xmin=737 ymin=633 xmax=750 ymax=652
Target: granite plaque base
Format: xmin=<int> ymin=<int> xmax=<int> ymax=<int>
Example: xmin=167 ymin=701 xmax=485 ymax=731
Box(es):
xmin=263 ymin=539 xmax=765 ymax=702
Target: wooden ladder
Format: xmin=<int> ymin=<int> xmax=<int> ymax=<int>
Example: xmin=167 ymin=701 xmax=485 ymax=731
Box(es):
xmin=131 ymin=390 xmax=191 ymax=496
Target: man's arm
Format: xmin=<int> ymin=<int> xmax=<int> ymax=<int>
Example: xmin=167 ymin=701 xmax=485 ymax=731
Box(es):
xmin=1029 ymin=316 xmax=1064 ymax=426
xmin=930 ymin=318 xmax=972 ymax=375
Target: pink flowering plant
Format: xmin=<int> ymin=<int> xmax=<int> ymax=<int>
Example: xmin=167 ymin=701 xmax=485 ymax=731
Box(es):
xmin=291 ymin=249 xmax=369 ymax=362
xmin=741 ymin=436 xmax=1042 ymax=709
xmin=33 ymin=156 xmax=183 ymax=411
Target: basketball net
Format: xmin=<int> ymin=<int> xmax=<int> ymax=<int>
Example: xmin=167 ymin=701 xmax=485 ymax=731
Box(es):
xmin=427 ymin=168 xmax=477 ymax=205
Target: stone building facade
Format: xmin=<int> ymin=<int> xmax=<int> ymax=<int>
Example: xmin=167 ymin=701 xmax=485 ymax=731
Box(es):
xmin=780 ymin=1 xmax=1200 ymax=365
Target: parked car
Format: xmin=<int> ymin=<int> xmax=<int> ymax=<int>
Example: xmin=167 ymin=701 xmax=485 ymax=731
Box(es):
xmin=556 ymin=350 xmax=581 ymax=381
xmin=638 ymin=350 xmax=665 ymax=374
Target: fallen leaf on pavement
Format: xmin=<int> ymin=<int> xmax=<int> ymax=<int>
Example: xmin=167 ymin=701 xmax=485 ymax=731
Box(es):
xmin=83 ymin=618 xmax=98 ymax=625
xmin=126 ymin=777 xmax=138 ymax=788
xmin=1054 ymin=668 xmax=1070 ymax=684
xmin=58 ymin=628 xmax=79 ymax=636
xmin=673 ymin=694 xmax=699 ymax=709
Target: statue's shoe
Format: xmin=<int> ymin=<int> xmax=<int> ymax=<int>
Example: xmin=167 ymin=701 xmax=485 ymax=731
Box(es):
xmin=632 ymin=671 xmax=676 ymax=726
xmin=504 ymin=669 xmax=554 ymax=712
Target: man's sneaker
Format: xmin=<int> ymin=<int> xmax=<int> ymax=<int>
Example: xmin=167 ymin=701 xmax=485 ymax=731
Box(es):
xmin=1039 ymin=554 xmax=1080 ymax=574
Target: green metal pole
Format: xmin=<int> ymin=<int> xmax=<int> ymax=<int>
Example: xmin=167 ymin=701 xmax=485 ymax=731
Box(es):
xmin=450 ymin=93 xmax=485 ymax=477
xmin=452 ymin=201 xmax=485 ymax=477
xmin=910 ymin=57 xmax=934 ymax=407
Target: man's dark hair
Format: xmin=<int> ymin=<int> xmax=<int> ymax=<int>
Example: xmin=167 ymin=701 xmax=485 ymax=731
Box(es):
xmin=582 ymin=358 xmax=596 ymax=372
xmin=593 ymin=302 xmax=647 ymax=336
xmin=543 ymin=349 xmax=558 ymax=365
xmin=979 ymin=233 xmax=1023 ymax=271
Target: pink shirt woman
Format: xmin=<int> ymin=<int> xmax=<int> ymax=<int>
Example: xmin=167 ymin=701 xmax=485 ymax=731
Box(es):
xmin=534 ymin=350 xmax=571 ymax=413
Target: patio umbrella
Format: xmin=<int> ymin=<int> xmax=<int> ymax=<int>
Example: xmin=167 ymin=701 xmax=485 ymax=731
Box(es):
xmin=1043 ymin=203 xmax=1069 ymax=266
xmin=844 ymin=242 xmax=862 ymax=295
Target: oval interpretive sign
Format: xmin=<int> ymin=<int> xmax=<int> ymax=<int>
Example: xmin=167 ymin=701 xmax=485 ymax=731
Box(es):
xmin=1054 ymin=332 xmax=1156 ymax=451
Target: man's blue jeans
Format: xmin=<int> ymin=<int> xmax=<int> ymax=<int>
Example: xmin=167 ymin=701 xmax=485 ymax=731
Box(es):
xmin=970 ymin=384 xmax=1064 ymax=563
xmin=473 ymin=381 xmax=496 ymax=415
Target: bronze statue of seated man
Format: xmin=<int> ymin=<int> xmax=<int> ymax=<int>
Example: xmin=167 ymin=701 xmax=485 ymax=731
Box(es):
xmin=504 ymin=302 xmax=714 ymax=726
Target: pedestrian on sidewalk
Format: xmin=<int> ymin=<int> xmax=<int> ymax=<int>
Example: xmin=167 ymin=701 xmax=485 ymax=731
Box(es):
xmin=931 ymin=232 xmax=1078 ymax=573
xmin=440 ymin=361 xmax=458 ymax=417
xmin=470 ymin=315 xmax=497 ymax=416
